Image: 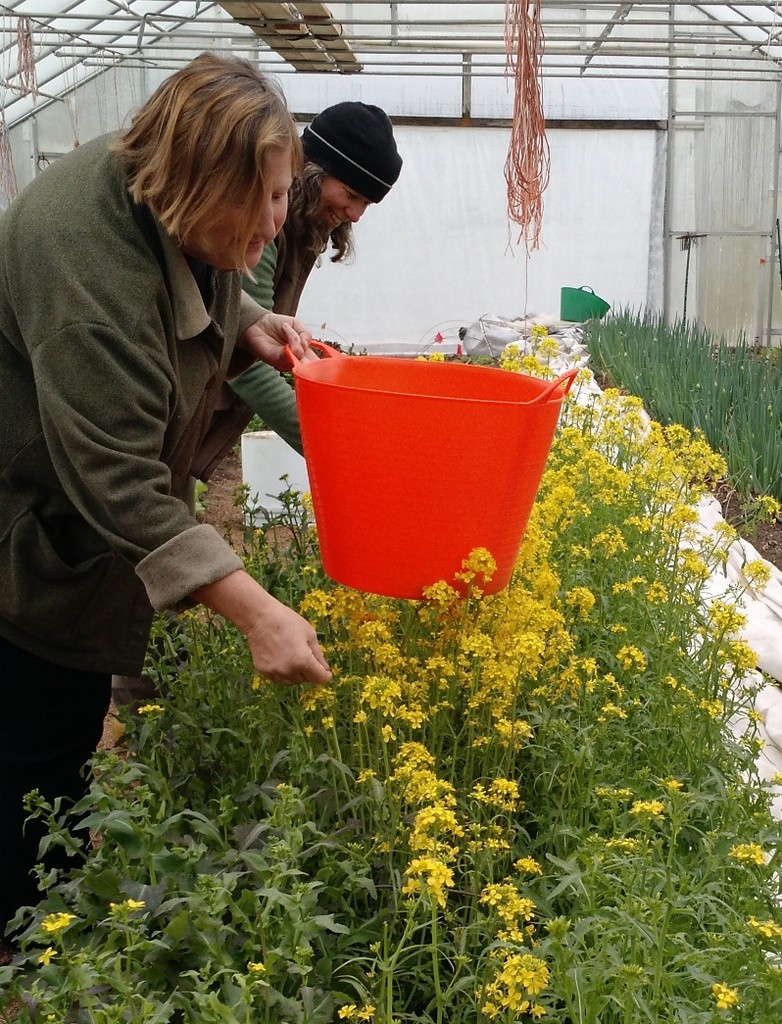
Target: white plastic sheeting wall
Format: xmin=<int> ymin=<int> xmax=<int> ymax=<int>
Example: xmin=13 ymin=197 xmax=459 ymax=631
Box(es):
xmin=296 ymin=124 xmax=665 ymax=351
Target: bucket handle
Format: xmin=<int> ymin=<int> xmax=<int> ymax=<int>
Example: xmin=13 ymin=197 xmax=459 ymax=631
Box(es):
xmin=285 ymin=338 xmax=345 ymax=366
xmin=579 ymin=286 xmax=595 ymax=294
xmin=527 ymin=367 xmax=580 ymax=405
xmin=284 ymin=341 xmax=577 ymax=403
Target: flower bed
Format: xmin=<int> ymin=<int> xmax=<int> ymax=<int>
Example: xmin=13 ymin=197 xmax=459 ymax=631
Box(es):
xmin=3 ymin=373 xmax=782 ymax=1023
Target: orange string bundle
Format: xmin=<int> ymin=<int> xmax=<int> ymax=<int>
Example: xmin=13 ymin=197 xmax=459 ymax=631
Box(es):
xmin=504 ymin=0 xmax=550 ymax=251
xmin=16 ymin=16 xmax=38 ymax=99
xmin=0 ymin=113 xmax=18 ymax=207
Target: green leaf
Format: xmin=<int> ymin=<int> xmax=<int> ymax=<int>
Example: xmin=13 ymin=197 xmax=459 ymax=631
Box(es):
xmin=164 ymin=909 xmax=191 ymax=942
xmin=102 ymin=816 xmax=144 ymax=857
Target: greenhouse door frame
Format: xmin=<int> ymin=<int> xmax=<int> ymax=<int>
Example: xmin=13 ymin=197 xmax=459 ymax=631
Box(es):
xmin=664 ymin=65 xmax=782 ymax=346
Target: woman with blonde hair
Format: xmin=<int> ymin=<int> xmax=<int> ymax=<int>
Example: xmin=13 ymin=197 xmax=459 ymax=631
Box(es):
xmin=0 ymin=52 xmax=330 ymax=942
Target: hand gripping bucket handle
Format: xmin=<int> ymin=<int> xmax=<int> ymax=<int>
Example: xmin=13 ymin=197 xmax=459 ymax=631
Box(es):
xmin=285 ymin=338 xmax=345 ymax=365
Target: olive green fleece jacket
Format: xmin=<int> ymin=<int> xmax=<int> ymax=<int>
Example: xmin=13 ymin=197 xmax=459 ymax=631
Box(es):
xmin=0 ymin=134 xmax=269 ymax=675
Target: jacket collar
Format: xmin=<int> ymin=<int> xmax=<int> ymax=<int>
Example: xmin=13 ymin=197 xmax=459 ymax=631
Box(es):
xmin=153 ymin=217 xmax=212 ymax=341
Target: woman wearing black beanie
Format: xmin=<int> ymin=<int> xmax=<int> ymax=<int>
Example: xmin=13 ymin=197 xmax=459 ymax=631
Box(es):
xmin=229 ymin=101 xmax=403 ymax=453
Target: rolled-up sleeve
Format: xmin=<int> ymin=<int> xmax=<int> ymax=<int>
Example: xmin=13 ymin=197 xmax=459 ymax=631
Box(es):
xmin=136 ymin=524 xmax=243 ymax=610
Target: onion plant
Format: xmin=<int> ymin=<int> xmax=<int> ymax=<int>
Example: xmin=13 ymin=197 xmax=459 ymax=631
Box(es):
xmin=585 ymin=308 xmax=782 ymax=504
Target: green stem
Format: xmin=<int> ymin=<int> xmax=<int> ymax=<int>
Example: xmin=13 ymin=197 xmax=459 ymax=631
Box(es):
xmin=431 ymin=907 xmax=443 ymax=1024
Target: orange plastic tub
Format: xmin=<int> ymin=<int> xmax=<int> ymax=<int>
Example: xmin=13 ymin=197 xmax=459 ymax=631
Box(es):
xmin=289 ymin=342 xmax=577 ymax=599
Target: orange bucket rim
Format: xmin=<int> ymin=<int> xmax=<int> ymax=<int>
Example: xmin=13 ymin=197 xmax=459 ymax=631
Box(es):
xmin=287 ymin=343 xmax=578 ymax=406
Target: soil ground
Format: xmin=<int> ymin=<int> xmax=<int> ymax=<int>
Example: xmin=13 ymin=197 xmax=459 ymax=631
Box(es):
xmin=198 ymin=449 xmax=247 ymax=544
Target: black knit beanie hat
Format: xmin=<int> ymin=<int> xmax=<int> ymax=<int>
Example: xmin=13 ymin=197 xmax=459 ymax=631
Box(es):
xmin=302 ymin=101 xmax=402 ymax=203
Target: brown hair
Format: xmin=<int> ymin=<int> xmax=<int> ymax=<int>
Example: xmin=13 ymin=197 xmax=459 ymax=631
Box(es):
xmin=113 ymin=53 xmax=301 ymax=268
xmin=288 ymin=161 xmax=355 ymax=264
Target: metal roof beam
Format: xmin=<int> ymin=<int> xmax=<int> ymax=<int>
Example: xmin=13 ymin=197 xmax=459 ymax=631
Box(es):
xmin=581 ymin=2 xmax=635 ymax=72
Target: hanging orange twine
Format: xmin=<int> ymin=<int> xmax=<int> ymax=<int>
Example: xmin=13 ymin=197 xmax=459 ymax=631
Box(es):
xmin=504 ymin=0 xmax=550 ymax=251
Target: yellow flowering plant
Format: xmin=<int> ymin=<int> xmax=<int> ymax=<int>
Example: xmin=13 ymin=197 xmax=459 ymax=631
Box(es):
xmin=3 ymin=375 xmax=782 ymax=1023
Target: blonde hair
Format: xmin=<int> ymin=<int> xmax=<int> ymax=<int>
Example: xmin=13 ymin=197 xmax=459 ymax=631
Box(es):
xmin=113 ymin=53 xmax=301 ymax=268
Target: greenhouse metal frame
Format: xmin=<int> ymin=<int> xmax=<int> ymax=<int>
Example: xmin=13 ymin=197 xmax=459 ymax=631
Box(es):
xmin=1 ymin=1 xmax=781 ymax=344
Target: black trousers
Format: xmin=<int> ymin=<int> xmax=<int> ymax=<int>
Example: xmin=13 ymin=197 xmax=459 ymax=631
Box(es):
xmin=0 ymin=634 xmax=111 ymax=939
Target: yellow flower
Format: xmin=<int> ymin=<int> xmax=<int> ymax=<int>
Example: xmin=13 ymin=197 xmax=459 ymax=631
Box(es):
xmin=711 ymin=982 xmax=739 ymax=1010
xmin=741 ymin=559 xmax=772 ymax=590
xmin=493 ymin=717 xmax=534 ymax=749
xmin=338 ymin=1004 xmax=376 ymax=1021
xmin=41 ymin=913 xmax=76 ymax=934
xmin=38 ymin=946 xmax=58 ymax=965
xmin=402 ymin=857 xmax=454 ymax=907
xmin=247 ymin=961 xmax=266 ymax=974
xmin=480 ymin=882 xmax=536 ymax=931
xmin=592 ymin=529 xmax=628 ymax=557
xmin=137 ymin=703 xmax=164 ymax=715
xmin=629 ymin=799 xmax=665 ymax=820
xmin=483 ymin=951 xmax=550 ymax=1010
xmin=564 ymin=586 xmax=596 ymax=617
xmin=461 ymin=547 xmax=497 ymax=580
xmin=409 ymin=804 xmax=465 ymax=850
xmin=298 ymin=588 xmax=332 ymax=618
xmin=698 ymin=697 xmax=723 ymax=719
xmin=747 ymin=916 xmax=782 ymax=940
xmin=514 ymin=856 xmax=543 ymax=876
xmin=606 ymin=837 xmax=641 ymax=852
xmin=421 ymin=579 xmax=461 ymax=607
xmin=707 ymin=600 xmax=746 ymax=636
xmin=756 ymin=494 xmax=781 ymax=519
xmin=109 ymin=898 xmax=146 ymax=915
xmin=645 ymin=581 xmax=668 ymax=603
xmin=612 ymin=576 xmax=646 ymax=595
xmin=729 ymin=843 xmax=766 ymax=866
xmin=595 ymin=786 xmax=633 ymax=800
xmin=472 ymin=777 xmax=522 ymax=812
xmin=725 ymin=640 xmax=758 ymax=673
xmin=599 ymin=702 xmax=627 ymax=721
xmin=461 ymin=632 xmax=495 ymax=658
xmin=616 ymin=645 xmax=647 ymax=673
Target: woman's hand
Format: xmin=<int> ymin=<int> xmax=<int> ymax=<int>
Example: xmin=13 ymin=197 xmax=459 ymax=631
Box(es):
xmin=242 ymin=597 xmax=332 ymax=686
xmin=240 ymin=313 xmax=318 ymax=371
xmin=191 ymin=570 xmax=331 ymax=686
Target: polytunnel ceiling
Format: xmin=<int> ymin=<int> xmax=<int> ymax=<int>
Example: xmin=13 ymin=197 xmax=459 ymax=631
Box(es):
xmin=1 ymin=1 xmax=782 ymax=128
